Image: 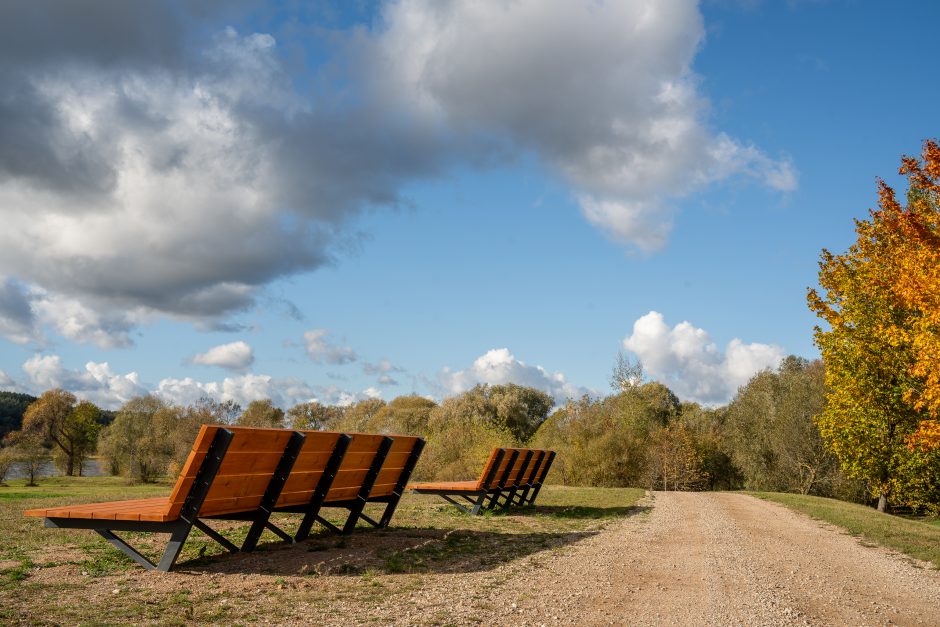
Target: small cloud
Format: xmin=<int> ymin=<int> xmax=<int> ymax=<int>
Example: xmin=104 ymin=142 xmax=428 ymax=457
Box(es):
xmin=363 ymin=359 xmax=404 ymax=375
xmin=377 ymin=374 xmax=399 ymax=386
xmin=190 ymin=341 xmax=254 ymax=372
xmin=303 ymin=329 xmax=357 ymax=365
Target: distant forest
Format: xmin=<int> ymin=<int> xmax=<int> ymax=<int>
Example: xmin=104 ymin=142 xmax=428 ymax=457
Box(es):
xmin=0 ymin=391 xmax=36 ymax=440
xmin=0 ymin=391 xmax=115 ymax=441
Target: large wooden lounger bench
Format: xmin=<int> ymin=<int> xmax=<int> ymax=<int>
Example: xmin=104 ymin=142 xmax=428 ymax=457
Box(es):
xmin=408 ymin=447 xmax=555 ymax=515
xmin=24 ymin=425 xmax=424 ymax=571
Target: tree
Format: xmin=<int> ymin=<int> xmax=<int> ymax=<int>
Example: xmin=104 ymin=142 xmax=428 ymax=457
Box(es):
xmin=186 ymin=397 xmax=241 ymax=425
xmin=420 ymin=393 xmax=513 ymax=481
xmin=237 ymin=399 xmax=285 ymax=429
xmin=610 ymin=353 xmax=643 ymax=393
xmin=287 ymin=401 xmax=345 ymax=431
xmin=0 ymin=391 xmax=37 ymax=441
xmin=487 ymin=384 xmax=554 ymax=443
xmin=0 ymin=446 xmax=15 ymax=485
xmin=18 ymin=389 xmax=99 ymax=476
xmin=644 ymin=421 xmax=705 ymax=491
xmin=878 ymin=139 xmax=940 ymax=447
xmin=723 ymin=357 xmax=842 ymax=495
xmin=3 ymin=430 xmax=47 ymax=486
xmin=366 ymin=395 xmax=437 ymax=436
xmin=808 ymin=155 xmax=930 ymax=511
xmin=98 ymin=396 xmax=176 ymax=482
xmin=62 ymin=401 xmax=102 ymax=476
xmin=532 ymin=389 xmax=667 ymax=487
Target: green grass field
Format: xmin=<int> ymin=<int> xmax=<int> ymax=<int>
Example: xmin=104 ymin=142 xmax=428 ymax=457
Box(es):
xmin=748 ymin=491 xmax=940 ymax=569
xmin=0 ymin=476 xmax=645 ymax=625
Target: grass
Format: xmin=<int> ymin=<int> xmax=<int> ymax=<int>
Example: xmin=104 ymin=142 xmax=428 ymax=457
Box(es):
xmin=0 ymin=476 xmax=644 ymax=625
xmin=748 ymin=491 xmax=940 ymax=569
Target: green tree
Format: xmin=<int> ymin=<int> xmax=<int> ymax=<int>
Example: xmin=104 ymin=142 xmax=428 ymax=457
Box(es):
xmin=186 ymin=397 xmax=241 ymax=425
xmin=329 ymin=398 xmax=386 ymax=432
xmin=3 ymin=430 xmax=47 ymax=486
xmin=808 ymin=180 xmax=928 ymax=511
xmin=533 ymin=392 xmax=653 ymax=487
xmin=18 ymin=389 xmax=99 ymax=476
xmin=287 ymin=401 xmax=345 ymax=430
xmin=62 ymin=401 xmax=101 ymax=476
xmin=366 ymin=395 xmax=437 ymax=435
xmin=98 ymin=396 xmax=176 ymax=482
xmin=723 ymin=357 xmax=842 ymax=495
xmin=0 ymin=391 xmax=37 ymax=441
xmin=420 ymin=392 xmax=513 ymax=481
xmin=237 ymin=399 xmax=286 ymax=429
xmin=0 ymin=446 xmax=16 ymax=485
xmin=644 ymin=421 xmax=705 ymax=491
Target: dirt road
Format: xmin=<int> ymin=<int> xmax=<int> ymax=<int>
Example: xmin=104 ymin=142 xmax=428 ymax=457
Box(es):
xmin=400 ymin=492 xmax=940 ymax=626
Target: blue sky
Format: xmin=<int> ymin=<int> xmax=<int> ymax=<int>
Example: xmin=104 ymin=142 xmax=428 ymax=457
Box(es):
xmin=0 ymin=0 xmax=937 ymax=409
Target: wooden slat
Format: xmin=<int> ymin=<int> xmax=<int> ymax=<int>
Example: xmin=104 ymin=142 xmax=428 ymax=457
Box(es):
xmin=475 ymin=448 xmax=506 ymax=489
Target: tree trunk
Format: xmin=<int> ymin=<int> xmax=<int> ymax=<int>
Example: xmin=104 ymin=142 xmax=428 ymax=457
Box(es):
xmin=877 ymin=492 xmax=888 ymax=512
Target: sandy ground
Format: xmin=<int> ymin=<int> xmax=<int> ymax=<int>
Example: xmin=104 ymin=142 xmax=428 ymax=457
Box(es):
xmin=384 ymin=492 xmax=940 ymax=626
xmin=15 ymin=492 xmax=940 ymax=625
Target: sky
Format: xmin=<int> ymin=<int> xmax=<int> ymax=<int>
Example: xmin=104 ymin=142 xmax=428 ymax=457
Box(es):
xmin=0 ymin=0 xmax=937 ymax=411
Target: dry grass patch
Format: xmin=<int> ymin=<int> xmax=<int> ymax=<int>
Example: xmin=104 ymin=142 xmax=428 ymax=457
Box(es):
xmin=0 ymin=476 xmax=643 ymax=625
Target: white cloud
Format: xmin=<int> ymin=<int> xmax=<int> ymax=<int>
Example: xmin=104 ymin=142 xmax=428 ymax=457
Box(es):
xmin=190 ymin=341 xmax=254 ymax=372
xmin=623 ymin=311 xmax=785 ymax=405
xmin=0 ymin=2 xmax=797 ymax=345
xmin=20 ymin=354 xmax=148 ymax=408
xmin=438 ymin=348 xmax=589 ymax=406
xmin=369 ymin=0 xmax=797 ymax=252
xmin=303 ymin=329 xmax=357 ymax=365
xmin=155 ymin=373 xmax=314 ymax=409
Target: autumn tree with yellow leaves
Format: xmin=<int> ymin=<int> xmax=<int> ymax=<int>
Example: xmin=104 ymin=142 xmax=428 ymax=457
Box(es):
xmin=809 ymin=139 xmax=940 ymax=512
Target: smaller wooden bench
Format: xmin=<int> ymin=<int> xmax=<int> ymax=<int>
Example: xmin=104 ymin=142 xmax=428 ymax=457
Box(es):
xmin=24 ymin=425 xmax=424 ymax=571
xmin=408 ymin=447 xmax=555 ymax=514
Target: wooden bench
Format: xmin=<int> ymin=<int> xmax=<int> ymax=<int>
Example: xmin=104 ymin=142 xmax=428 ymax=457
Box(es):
xmin=408 ymin=447 xmax=555 ymax=515
xmin=24 ymin=425 xmax=424 ymax=571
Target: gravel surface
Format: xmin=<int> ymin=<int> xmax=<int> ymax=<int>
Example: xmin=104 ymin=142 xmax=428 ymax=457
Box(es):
xmin=386 ymin=492 xmax=940 ymax=626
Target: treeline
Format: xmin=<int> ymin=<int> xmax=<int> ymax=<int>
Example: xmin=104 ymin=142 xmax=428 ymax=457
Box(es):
xmin=0 ymin=359 xmax=873 ymax=504
xmin=1 ymin=355 xmax=936 ymax=514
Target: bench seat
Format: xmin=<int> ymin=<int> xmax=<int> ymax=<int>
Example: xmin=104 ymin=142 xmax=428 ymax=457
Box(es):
xmin=26 ymin=497 xmax=172 ymax=522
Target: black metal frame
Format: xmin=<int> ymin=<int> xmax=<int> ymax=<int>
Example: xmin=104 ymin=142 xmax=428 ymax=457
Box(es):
xmin=44 ymin=427 xmax=236 ymax=572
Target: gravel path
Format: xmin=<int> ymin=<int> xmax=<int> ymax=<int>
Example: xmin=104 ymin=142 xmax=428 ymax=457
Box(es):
xmin=388 ymin=492 xmax=940 ymax=626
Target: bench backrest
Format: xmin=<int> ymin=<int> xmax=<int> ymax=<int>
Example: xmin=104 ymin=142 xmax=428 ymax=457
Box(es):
xmin=475 ymin=447 xmax=507 ymax=490
xmin=475 ymin=447 xmax=554 ymax=491
xmin=165 ymin=425 xmax=350 ymax=519
xmin=521 ymin=450 xmax=546 ymax=485
xmin=369 ymin=434 xmax=423 ymax=499
xmin=503 ymin=448 xmax=537 ymax=487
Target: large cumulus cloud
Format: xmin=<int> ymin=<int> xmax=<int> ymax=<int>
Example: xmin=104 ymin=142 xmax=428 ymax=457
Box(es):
xmin=0 ymin=0 xmax=794 ymax=347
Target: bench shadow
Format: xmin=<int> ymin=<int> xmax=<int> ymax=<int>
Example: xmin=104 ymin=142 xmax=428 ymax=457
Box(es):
xmin=177 ymin=525 xmax=601 ymax=577
xmin=500 ymin=504 xmax=652 ymax=520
